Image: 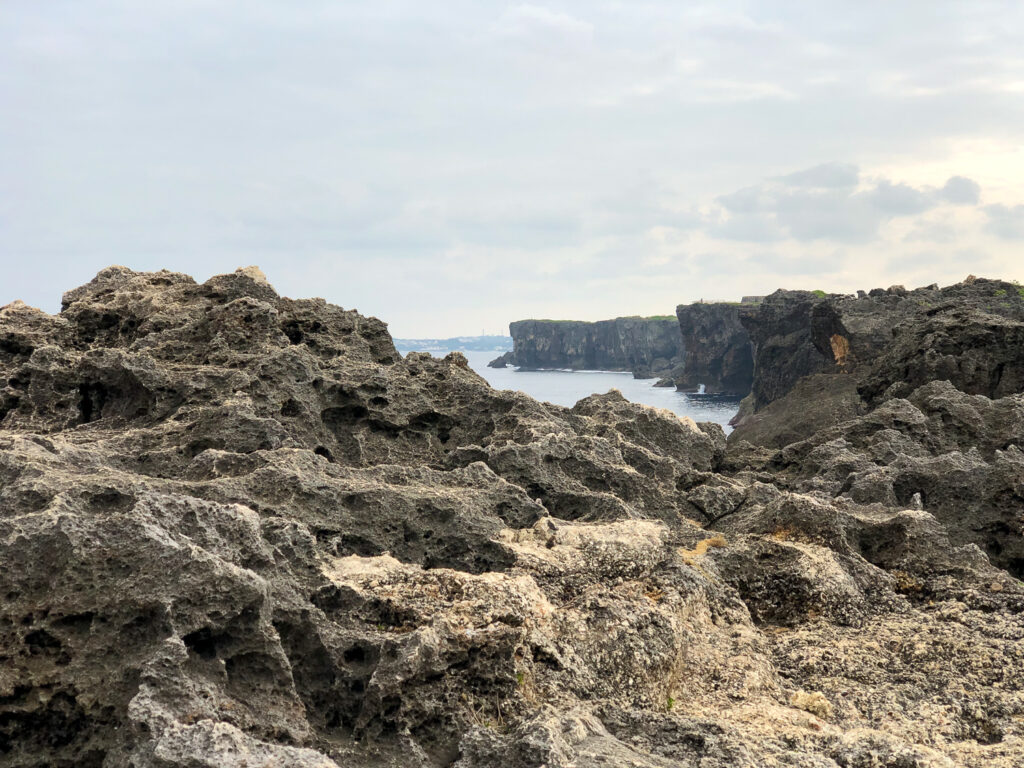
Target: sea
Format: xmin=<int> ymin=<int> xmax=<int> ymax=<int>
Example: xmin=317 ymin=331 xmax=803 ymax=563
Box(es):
xmin=457 ymin=350 xmax=741 ymax=431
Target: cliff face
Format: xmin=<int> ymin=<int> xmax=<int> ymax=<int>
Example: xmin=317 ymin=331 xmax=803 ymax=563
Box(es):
xmin=673 ymin=303 xmax=754 ymax=395
xmin=738 ymin=290 xmax=835 ymax=411
xmin=4 ymin=267 xmax=1024 ymax=768
xmin=732 ymin=278 xmax=1024 ymax=443
xmin=501 ymin=316 xmax=683 ymax=378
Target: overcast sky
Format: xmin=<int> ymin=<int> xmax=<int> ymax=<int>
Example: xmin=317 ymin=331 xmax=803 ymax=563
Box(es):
xmin=2 ymin=1 xmax=1023 ymax=337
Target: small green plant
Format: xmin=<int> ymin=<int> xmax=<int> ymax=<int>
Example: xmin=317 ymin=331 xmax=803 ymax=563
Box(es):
xmin=811 ymin=289 xmax=827 ymax=298
xmin=666 ymin=696 xmax=675 ymax=711
xmin=995 ymin=288 xmax=1007 ymax=297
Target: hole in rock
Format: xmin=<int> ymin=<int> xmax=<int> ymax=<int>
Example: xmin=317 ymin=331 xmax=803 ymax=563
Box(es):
xmin=77 ymin=383 xmax=108 ymax=424
xmin=0 ymin=395 xmax=19 ymax=423
xmin=182 ymin=627 xmax=221 ymax=661
xmin=343 ymin=645 xmax=369 ymax=665
xmin=0 ymin=690 xmax=111 ymax=762
xmin=54 ymin=612 xmax=95 ymax=634
xmin=1006 ymin=557 xmax=1024 ymax=580
xmin=77 ymin=374 xmax=156 ymax=425
xmin=274 ymin=617 xmax=372 ymax=737
xmin=280 ymin=399 xmax=302 ymax=417
xmin=86 ymin=489 xmax=136 ymax=514
xmin=24 ymin=628 xmax=63 ymax=655
xmin=381 ymin=696 xmax=402 ymax=717
xmin=975 ymin=724 xmax=1005 ymax=745
xmin=0 ymin=337 xmax=35 ymax=357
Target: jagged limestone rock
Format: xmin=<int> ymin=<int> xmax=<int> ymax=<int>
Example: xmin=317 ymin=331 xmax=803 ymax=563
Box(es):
xmin=1 ymin=267 xmax=1022 ymax=767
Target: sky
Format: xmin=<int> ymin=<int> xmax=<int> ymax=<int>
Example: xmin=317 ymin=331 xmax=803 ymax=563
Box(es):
xmin=2 ymin=1 xmax=1023 ymax=337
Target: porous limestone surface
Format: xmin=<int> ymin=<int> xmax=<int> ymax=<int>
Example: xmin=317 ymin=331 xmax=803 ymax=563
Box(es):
xmin=1 ymin=267 xmax=1021 ymax=767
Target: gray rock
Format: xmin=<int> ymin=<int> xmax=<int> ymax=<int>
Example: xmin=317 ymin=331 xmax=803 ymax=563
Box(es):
xmin=2 ymin=267 xmax=1023 ymax=768
xmin=502 ymin=316 xmax=683 ymax=379
xmin=673 ymin=302 xmax=754 ymax=395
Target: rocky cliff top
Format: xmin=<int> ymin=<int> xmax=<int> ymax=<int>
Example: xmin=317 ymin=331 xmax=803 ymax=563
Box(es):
xmin=732 ymin=277 xmax=1024 ymax=446
xmin=2 ymin=267 xmax=1023 ymax=768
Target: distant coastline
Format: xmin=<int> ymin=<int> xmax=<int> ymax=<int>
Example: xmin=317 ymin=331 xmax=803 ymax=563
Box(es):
xmin=393 ymin=334 xmax=512 ymax=353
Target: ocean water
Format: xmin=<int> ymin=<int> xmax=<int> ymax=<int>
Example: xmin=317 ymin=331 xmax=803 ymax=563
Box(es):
xmin=458 ymin=350 xmax=741 ymax=431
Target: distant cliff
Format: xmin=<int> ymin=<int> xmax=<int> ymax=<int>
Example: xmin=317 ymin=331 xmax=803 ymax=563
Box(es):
xmin=491 ymin=316 xmax=683 ymax=379
xmin=673 ymin=302 xmax=755 ymax=395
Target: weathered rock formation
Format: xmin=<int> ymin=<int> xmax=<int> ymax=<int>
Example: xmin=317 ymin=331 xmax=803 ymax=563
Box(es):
xmin=491 ymin=317 xmax=682 ymax=379
xmin=673 ymin=303 xmax=754 ymax=395
xmin=2 ymin=267 xmax=1023 ymax=768
xmin=731 ymin=278 xmax=1024 ymax=446
xmin=761 ymin=379 xmax=1024 ymax=576
xmin=485 ymin=350 xmax=512 ymax=369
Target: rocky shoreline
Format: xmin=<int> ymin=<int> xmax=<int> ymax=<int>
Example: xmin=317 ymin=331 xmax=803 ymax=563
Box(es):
xmin=2 ymin=267 xmax=1023 ymax=767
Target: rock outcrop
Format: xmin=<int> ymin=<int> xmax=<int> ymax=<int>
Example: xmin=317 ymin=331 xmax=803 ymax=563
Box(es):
xmin=673 ymin=302 xmax=754 ymax=394
xmin=761 ymin=379 xmax=1024 ymax=576
xmin=486 ymin=350 xmax=512 ymax=369
xmin=492 ymin=317 xmax=683 ymax=379
xmin=2 ymin=267 xmax=1023 ymax=768
xmin=732 ymin=278 xmax=1024 ymax=446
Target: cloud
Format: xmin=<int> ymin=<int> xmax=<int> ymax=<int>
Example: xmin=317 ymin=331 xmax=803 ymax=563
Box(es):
xmin=709 ymin=166 xmax=985 ymax=244
xmin=716 ymin=186 xmax=768 ymax=214
xmin=749 ymin=249 xmax=847 ymax=276
xmin=776 ymin=162 xmax=859 ymax=188
xmin=773 ymin=190 xmax=884 ymax=243
xmin=864 ymin=180 xmax=933 ymax=216
xmin=709 ymin=213 xmax=785 ymax=242
xmin=984 ymin=204 xmax=1024 ymax=240
xmin=939 ymin=176 xmax=981 ymax=205
xmin=492 ymin=5 xmax=593 ymax=46
xmin=903 ymin=220 xmax=958 ymax=243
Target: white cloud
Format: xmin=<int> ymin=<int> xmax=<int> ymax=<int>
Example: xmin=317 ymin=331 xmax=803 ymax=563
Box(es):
xmin=492 ymin=4 xmax=593 ymax=45
xmin=709 ymin=169 xmax=984 ymax=244
xmin=776 ymin=163 xmax=860 ymax=188
xmin=984 ymin=204 xmax=1024 ymax=240
xmin=939 ymin=175 xmax=982 ymax=205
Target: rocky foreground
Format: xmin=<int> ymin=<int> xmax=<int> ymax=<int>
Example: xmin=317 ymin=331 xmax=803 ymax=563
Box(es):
xmin=2 ymin=267 xmax=1023 ymax=767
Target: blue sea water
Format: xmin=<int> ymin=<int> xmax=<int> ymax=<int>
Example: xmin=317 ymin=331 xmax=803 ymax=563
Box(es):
xmin=458 ymin=350 xmax=741 ymax=432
